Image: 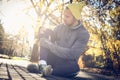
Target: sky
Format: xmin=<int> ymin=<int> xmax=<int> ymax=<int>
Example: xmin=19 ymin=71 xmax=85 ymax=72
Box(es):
xmin=0 ymin=0 xmax=37 ymax=46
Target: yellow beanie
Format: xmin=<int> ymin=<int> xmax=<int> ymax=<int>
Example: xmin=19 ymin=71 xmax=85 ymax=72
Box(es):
xmin=67 ymin=2 xmax=86 ymax=20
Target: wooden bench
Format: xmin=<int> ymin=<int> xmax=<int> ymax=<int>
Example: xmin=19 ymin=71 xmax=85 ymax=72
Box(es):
xmin=0 ymin=63 xmax=73 ymax=80
xmin=0 ymin=59 xmax=119 ymax=80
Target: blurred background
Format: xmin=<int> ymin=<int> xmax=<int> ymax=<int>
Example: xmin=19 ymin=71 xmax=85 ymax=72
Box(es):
xmin=0 ymin=0 xmax=120 ymax=73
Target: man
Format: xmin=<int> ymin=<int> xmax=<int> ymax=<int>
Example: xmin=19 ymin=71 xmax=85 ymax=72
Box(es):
xmin=27 ymin=2 xmax=89 ymax=77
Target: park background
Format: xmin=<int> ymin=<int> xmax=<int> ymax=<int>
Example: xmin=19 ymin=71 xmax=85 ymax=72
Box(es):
xmin=0 ymin=0 xmax=120 ymax=75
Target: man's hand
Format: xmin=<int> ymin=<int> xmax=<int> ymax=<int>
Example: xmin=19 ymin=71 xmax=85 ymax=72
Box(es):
xmin=40 ymin=38 xmax=52 ymax=48
xmin=38 ymin=28 xmax=52 ymax=40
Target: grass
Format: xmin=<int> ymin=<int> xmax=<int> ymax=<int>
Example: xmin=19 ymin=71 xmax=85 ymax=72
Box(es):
xmin=11 ymin=56 xmax=29 ymax=61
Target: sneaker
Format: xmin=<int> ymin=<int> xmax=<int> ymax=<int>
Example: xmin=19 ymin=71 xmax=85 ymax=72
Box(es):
xmin=27 ymin=63 xmax=40 ymax=73
xmin=27 ymin=63 xmax=53 ymax=76
xmin=41 ymin=65 xmax=53 ymax=77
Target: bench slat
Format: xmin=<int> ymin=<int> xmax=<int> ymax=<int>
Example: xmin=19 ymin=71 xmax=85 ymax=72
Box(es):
xmin=0 ymin=63 xmax=9 ymax=79
xmin=7 ymin=65 xmax=23 ymax=80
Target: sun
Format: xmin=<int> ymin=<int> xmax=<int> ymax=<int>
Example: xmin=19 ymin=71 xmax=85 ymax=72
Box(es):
xmin=1 ymin=0 xmax=38 ymax=47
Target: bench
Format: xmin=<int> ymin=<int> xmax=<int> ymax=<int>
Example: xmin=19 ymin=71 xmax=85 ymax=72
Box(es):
xmin=0 ymin=58 xmax=119 ymax=80
xmin=0 ymin=62 xmax=73 ymax=80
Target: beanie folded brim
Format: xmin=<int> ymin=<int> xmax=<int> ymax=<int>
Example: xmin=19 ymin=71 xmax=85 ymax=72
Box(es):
xmin=67 ymin=1 xmax=86 ymax=20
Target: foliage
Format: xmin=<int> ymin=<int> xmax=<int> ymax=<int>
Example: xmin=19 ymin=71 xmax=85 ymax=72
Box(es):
xmin=78 ymin=0 xmax=120 ymax=72
xmin=1 ymin=27 xmax=31 ymax=57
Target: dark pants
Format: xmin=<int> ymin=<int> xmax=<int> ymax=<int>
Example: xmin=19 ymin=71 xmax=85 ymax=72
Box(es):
xmin=39 ymin=29 xmax=79 ymax=77
xmin=40 ymin=47 xmax=79 ymax=77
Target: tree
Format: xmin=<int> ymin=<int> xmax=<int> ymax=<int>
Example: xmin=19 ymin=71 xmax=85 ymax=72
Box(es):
xmin=0 ymin=20 xmax=5 ymax=54
xmin=78 ymin=0 xmax=120 ymax=72
xmin=0 ymin=20 xmax=4 ymax=46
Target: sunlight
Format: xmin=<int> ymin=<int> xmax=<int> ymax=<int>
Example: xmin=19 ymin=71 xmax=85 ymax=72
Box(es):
xmin=1 ymin=0 xmax=37 ymax=47
xmin=3 ymin=10 xmax=35 ymax=47
xmin=0 ymin=0 xmax=69 ymax=52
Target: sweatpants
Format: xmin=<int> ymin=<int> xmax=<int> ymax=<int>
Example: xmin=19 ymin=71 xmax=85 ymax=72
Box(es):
xmin=40 ymin=46 xmax=80 ymax=77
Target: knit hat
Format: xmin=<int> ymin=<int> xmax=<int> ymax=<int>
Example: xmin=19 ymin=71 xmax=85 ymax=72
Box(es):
xmin=67 ymin=1 xmax=86 ymax=20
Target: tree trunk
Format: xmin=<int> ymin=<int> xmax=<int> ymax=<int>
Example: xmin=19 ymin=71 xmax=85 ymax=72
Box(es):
xmin=30 ymin=40 xmax=39 ymax=63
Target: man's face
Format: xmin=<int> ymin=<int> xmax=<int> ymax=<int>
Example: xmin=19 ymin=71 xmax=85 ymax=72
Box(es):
xmin=63 ymin=8 xmax=76 ymax=26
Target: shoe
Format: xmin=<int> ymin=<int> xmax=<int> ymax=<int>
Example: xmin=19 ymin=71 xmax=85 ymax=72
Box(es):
xmin=27 ymin=63 xmax=53 ymax=76
xmin=27 ymin=63 xmax=40 ymax=73
xmin=41 ymin=65 xmax=53 ymax=77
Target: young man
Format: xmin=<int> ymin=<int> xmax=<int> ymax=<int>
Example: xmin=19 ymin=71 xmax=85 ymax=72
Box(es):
xmin=27 ymin=2 xmax=89 ymax=77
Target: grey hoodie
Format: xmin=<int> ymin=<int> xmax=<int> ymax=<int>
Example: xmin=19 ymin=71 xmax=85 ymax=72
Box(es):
xmin=39 ymin=22 xmax=90 ymax=75
xmin=40 ymin=22 xmax=89 ymax=61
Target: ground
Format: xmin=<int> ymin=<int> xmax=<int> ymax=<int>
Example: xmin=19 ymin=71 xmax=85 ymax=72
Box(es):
xmin=0 ymin=54 xmax=120 ymax=80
